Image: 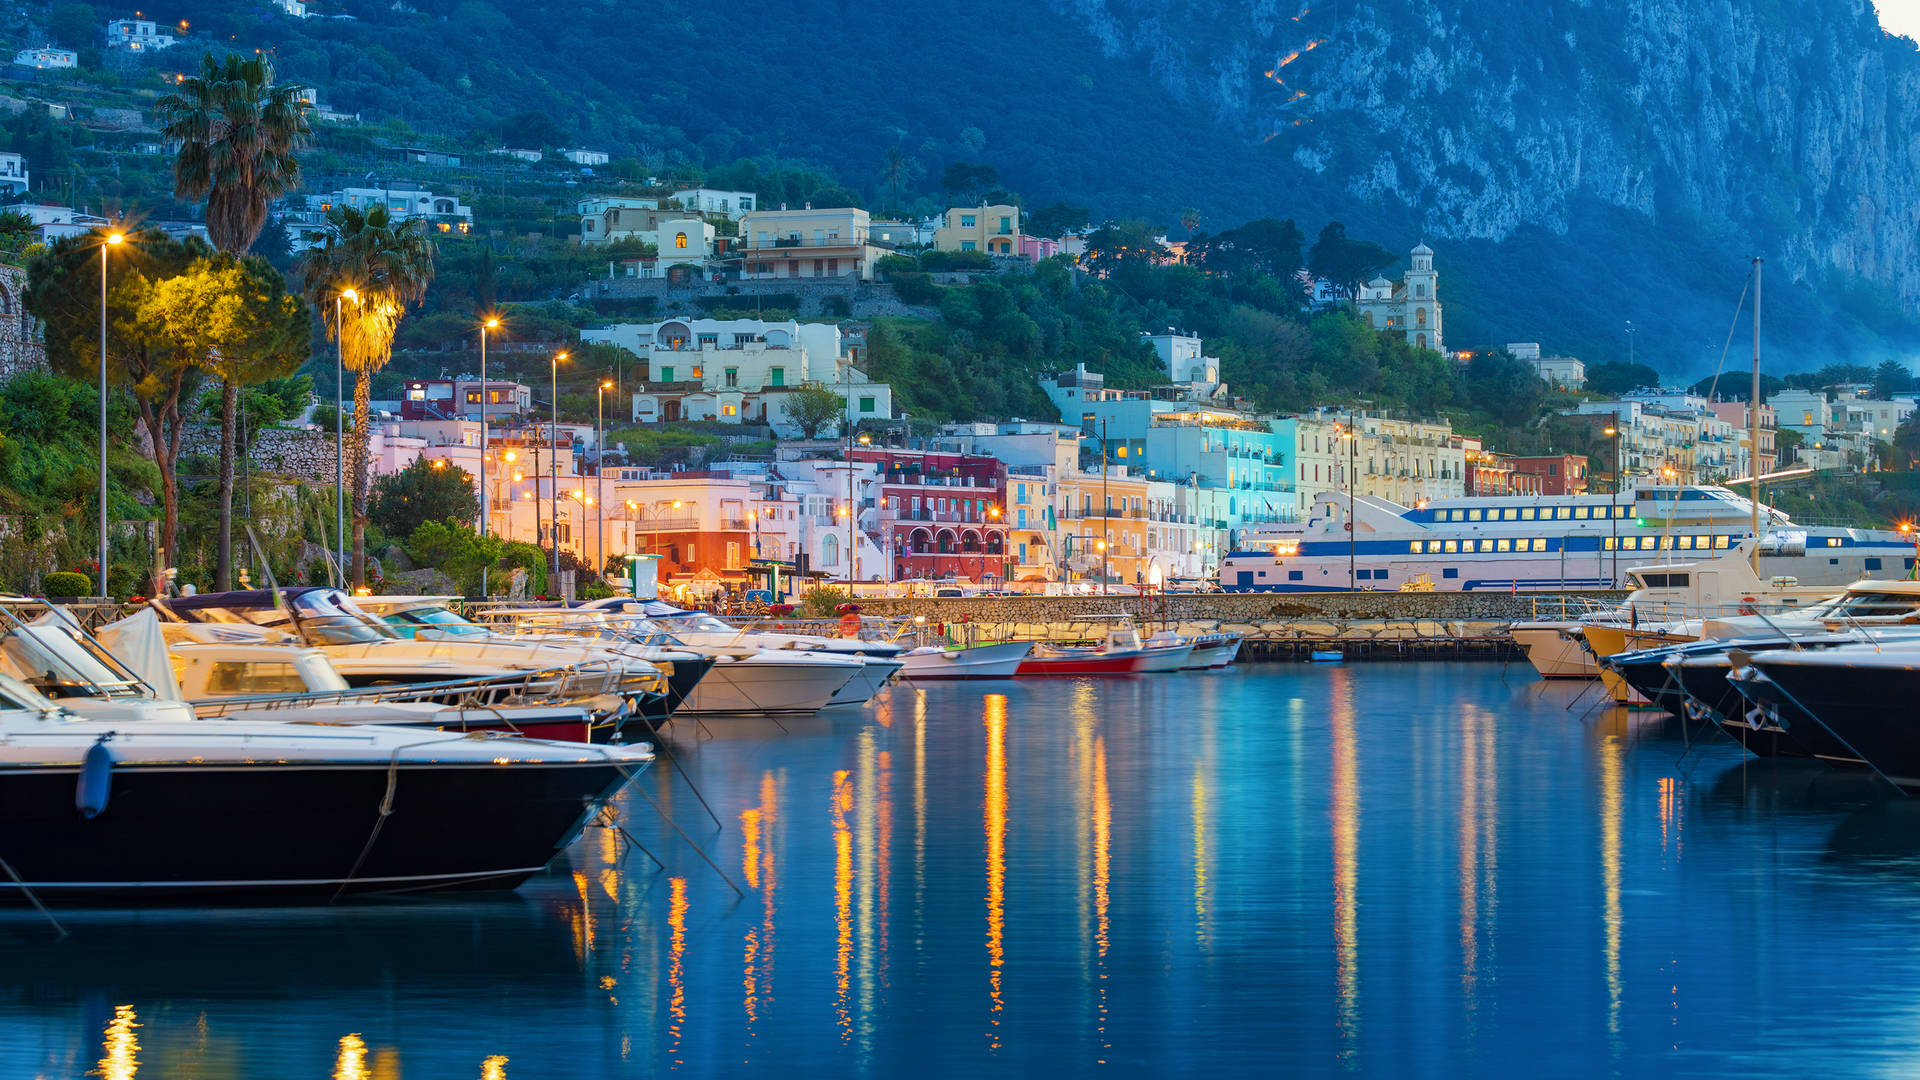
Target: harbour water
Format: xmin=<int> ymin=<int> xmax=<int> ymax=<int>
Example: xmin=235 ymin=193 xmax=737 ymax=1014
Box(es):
xmin=8 ymin=663 xmax=1920 ymax=1077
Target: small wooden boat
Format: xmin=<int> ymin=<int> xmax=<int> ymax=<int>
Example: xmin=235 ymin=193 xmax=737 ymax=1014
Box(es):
xmin=1310 ymin=649 xmax=1344 ymax=663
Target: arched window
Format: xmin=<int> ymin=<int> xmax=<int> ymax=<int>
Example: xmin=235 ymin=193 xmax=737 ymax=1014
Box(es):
xmin=1416 ymin=334 xmax=1427 ymax=350
xmin=822 ymin=534 xmax=839 ymax=566
xmin=675 ymin=232 xmax=688 ymax=249
xmin=1416 ymin=308 xmax=1427 ymax=327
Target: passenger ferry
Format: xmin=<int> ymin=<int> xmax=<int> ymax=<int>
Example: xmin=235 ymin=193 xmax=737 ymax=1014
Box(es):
xmin=1220 ymin=485 xmax=1915 ymax=592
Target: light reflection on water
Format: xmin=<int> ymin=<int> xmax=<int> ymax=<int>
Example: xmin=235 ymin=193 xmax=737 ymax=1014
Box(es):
xmin=12 ymin=665 xmax=1920 ymax=1076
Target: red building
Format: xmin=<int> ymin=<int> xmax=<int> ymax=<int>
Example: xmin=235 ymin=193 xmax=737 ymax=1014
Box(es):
xmin=1511 ymin=454 xmax=1589 ymax=496
xmin=852 ymin=448 xmax=1010 ymax=581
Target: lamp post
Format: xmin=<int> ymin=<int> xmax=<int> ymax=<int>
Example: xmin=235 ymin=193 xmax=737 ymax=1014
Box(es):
xmin=597 ymin=379 xmax=612 ymax=582
xmin=1340 ymin=413 xmax=1357 ymax=590
xmin=97 ymin=228 xmax=122 ymax=598
xmin=550 ymin=350 xmax=568 ymax=584
xmin=1604 ymin=425 xmax=1621 ymax=586
xmin=334 ymin=288 xmax=358 ymax=589
xmin=1100 ymin=417 xmax=1109 ymax=596
xmin=1903 ymin=522 xmax=1918 ymax=581
xmin=479 ymin=316 xmax=498 ymax=596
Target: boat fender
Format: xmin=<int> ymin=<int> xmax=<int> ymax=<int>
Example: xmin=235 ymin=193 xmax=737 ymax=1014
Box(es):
xmin=76 ymin=733 xmax=115 ymax=819
xmin=1738 ymin=596 xmax=1758 ymax=616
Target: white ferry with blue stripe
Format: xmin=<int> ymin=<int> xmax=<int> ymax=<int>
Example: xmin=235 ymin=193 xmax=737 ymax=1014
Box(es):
xmin=1220 ymin=485 xmax=1914 ymax=592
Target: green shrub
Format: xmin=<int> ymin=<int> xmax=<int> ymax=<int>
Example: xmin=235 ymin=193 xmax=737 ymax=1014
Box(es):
xmin=890 ymin=272 xmax=940 ymax=305
xmin=42 ymin=571 xmax=91 ymax=597
xmin=798 ymin=585 xmax=849 ymax=618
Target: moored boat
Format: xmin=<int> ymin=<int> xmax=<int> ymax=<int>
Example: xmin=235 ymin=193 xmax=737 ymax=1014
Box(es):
xmin=898 ymin=641 xmax=1032 ymax=680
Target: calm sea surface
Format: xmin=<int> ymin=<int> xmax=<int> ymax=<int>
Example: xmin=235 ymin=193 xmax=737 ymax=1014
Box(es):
xmin=8 ymin=663 xmax=1920 ymax=1077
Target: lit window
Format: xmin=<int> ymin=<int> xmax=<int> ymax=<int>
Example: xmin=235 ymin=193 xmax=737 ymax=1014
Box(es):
xmin=1677 ymin=536 xmax=1693 ymax=550
xmin=675 ymin=232 xmax=688 ymax=249
xmin=1557 ymin=507 xmax=1571 ymax=519
xmin=1503 ymin=509 xmax=1517 ymax=520
xmin=1603 ymin=537 xmax=1617 ymax=550
xmin=1660 ymin=536 xmax=1674 ymax=549
xmin=1410 ymin=541 xmax=1423 ymax=554
xmin=1496 ymin=538 xmax=1511 ymax=552
xmin=1574 ymin=507 xmax=1589 ymax=519
xmin=1715 ymin=535 xmax=1731 ymax=549
xmin=1827 ymin=537 xmax=1843 ymax=547
xmin=1468 ymin=509 xmax=1482 ymax=522
xmin=1443 ymin=540 xmax=1458 ymax=554
xmin=1521 ymin=507 xmax=1535 ymax=520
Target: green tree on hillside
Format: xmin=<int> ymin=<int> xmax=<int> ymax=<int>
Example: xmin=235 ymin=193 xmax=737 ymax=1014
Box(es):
xmin=294 ymin=205 xmax=437 ymax=587
xmin=26 ymin=230 xmax=212 ymax=567
xmin=1025 ymin=202 xmax=1090 ymax=239
xmin=158 ymin=52 xmax=314 ymax=589
xmin=1588 ymin=361 xmax=1662 ymax=396
xmin=371 ymin=459 xmax=479 ymax=540
xmin=786 ymin=384 xmax=845 ymax=439
xmin=1306 ymin=222 xmax=1395 ymax=299
xmin=1873 ymin=359 xmax=1913 ymax=399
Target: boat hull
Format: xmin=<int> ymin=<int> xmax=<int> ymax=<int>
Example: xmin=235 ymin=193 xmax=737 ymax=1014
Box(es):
xmin=826 ymin=658 xmax=906 ymax=706
xmin=1187 ymin=635 xmax=1243 ymax=669
xmin=1746 ymin=654 xmax=1920 ymax=782
xmin=1581 ymin=624 xmax=1696 ymax=703
xmin=0 ymin=758 xmax=636 ymax=901
xmin=1512 ymin=623 xmax=1597 ymax=679
xmin=679 ymin=657 xmax=857 ymax=715
xmin=1015 ymin=651 xmax=1149 ymax=676
xmin=1137 ymin=643 xmax=1196 ymax=672
xmin=899 ymin=642 xmax=1032 ymax=680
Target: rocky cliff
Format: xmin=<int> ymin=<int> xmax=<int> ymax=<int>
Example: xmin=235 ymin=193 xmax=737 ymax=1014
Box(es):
xmin=1055 ymin=0 xmax=1920 ymax=307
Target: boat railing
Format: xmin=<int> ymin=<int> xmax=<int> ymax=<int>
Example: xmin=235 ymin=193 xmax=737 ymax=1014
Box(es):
xmin=191 ymin=662 xmax=632 ymax=716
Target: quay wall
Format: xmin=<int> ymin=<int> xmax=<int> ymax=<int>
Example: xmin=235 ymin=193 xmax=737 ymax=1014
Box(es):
xmin=845 ymin=591 xmax=1629 ymax=659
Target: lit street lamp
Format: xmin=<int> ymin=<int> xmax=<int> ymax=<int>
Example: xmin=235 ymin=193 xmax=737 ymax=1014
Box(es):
xmin=97 ymin=229 xmax=123 ymax=597
xmin=548 ymin=350 xmax=569 ymax=584
xmin=335 ymin=287 xmax=359 ymax=589
xmin=478 ymin=316 xmax=499 ymax=595
xmin=1604 ymin=425 xmax=1621 ymax=586
xmin=597 ymin=378 xmax=612 ymax=581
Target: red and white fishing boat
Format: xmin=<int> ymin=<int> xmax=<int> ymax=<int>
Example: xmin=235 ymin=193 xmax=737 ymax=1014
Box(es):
xmin=1015 ymin=618 xmax=1165 ymax=676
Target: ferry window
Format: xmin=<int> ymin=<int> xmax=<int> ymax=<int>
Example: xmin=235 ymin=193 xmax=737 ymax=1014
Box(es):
xmin=1714 ymin=535 xmax=1730 ymax=549
xmin=1288 ymin=570 xmax=1303 ymax=581
xmin=1468 ymin=509 xmax=1483 ymax=522
xmin=1503 ymin=509 xmax=1518 ymax=521
xmin=1865 ymin=558 xmax=1884 ymax=571
xmin=1521 ymin=508 xmax=1535 ymax=520
xmin=1409 ymin=541 xmax=1423 ymax=554
xmin=1496 ymin=538 xmax=1512 ymax=552
xmin=1556 ymin=507 xmax=1572 ymax=519
xmin=1618 ymin=506 xmax=1630 ymax=518
xmin=1531 ymin=538 xmax=1548 ymax=552
xmin=1444 ymin=540 xmax=1459 ymax=554
xmin=1660 ymin=537 xmax=1674 ymax=549
xmin=1677 ymin=536 xmax=1693 ymax=550
xmin=1827 ymin=537 xmax=1843 ymax=548
xmin=1442 ymin=568 xmax=1459 ymax=579
xmin=1574 ymin=507 xmax=1589 ymax=519
xmin=1603 ymin=537 xmax=1617 ymax=550
xmin=1695 ymin=536 xmax=1709 ymax=549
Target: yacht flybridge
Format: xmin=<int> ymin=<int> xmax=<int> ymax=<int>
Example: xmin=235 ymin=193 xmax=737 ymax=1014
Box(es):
xmin=1222 ymin=484 xmax=1912 ymax=592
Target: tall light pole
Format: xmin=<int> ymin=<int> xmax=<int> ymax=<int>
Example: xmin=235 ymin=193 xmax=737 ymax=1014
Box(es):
xmin=479 ymin=316 xmax=498 ymax=595
xmin=597 ymin=378 xmax=612 ymax=581
xmin=334 ymin=288 xmax=358 ymax=589
xmin=550 ymin=350 xmax=568 ymax=584
xmin=1342 ymin=412 xmax=1357 ymax=590
xmin=1604 ymin=425 xmax=1621 ymax=586
xmin=97 ymin=229 xmax=121 ymax=598
xmin=1100 ymin=417 xmax=1109 ymax=595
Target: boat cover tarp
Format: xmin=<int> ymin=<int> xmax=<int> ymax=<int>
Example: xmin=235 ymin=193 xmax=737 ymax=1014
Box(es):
xmin=93 ymin=607 xmax=183 ymax=700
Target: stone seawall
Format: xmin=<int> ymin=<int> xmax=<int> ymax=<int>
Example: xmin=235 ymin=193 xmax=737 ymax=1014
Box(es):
xmin=842 ymin=591 xmax=1627 ymax=655
xmin=180 ymin=426 xmax=339 ymax=483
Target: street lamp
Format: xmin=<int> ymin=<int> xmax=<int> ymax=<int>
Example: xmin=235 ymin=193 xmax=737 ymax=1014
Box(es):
xmin=1339 ymin=416 xmax=1357 ymax=590
xmin=1903 ymin=522 xmax=1918 ymax=580
xmin=597 ymin=378 xmax=612 ymax=581
xmin=335 ymin=287 xmax=359 ymax=589
xmin=1604 ymin=425 xmax=1621 ymax=585
xmin=479 ymin=316 xmax=499 ymax=594
xmin=548 ymin=350 xmax=569 ymax=585
xmin=97 ymin=229 xmax=122 ymax=598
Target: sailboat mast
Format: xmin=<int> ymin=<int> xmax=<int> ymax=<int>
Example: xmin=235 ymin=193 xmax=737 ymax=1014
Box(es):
xmin=1751 ymin=256 xmax=1762 ymax=574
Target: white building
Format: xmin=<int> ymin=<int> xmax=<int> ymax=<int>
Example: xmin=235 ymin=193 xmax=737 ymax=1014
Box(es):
xmin=492 ymin=147 xmax=542 ymax=163
xmin=1355 ymin=242 xmax=1443 ymax=353
xmin=281 ymin=187 xmax=473 ymax=252
xmin=105 ymin=18 xmax=177 ymax=50
xmin=1144 ymin=330 xmax=1220 ymax=388
xmin=13 ymin=203 xmax=109 ymax=240
xmin=1506 ymin=342 xmax=1587 ymax=388
xmin=561 ymin=149 xmax=610 ymax=166
xmin=672 ymin=188 xmax=756 ymax=219
xmin=584 ymin=318 xmax=894 ymax=436
xmin=592 ymin=217 xmax=715 ymax=278
xmin=272 ymin=0 xmax=312 ymax=17
xmin=12 ymin=46 xmax=77 ymax=70
xmin=578 ymin=196 xmax=668 ymax=245
xmin=0 ymin=154 xmax=27 ymax=196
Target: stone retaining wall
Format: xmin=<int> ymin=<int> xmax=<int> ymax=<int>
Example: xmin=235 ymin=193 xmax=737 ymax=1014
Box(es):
xmin=180 ymin=426 xmax=339 ymax=483
xmin=842 ymin=591 xmax=1626 ymax=645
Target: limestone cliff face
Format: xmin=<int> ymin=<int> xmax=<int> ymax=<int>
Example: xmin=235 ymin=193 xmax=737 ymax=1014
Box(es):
xmin=1053 ymin=0 xmax=1920 ymax=304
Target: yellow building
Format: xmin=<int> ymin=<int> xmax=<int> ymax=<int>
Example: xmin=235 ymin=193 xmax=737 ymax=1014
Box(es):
xmin=933 ymin=204 xmax=1020 ymax=255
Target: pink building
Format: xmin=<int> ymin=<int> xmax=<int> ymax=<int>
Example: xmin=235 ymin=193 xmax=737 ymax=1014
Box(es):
xmin=1018 ymin=235 xmax=1060 ymax=262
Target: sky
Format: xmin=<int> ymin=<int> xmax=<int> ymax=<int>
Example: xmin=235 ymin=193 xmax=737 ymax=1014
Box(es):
xmin=1875 ymin=0 xmax=1920 ymax=39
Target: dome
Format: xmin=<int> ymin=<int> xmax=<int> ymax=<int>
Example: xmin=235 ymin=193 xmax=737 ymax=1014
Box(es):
xmin=1411 ymin=242 xmax=1434 ymax=256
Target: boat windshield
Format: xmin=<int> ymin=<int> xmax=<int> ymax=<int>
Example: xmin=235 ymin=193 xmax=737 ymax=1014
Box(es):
xmin=190 ymin=593 xmax=396 ymax=645
xmin=0 ymin=623 xmax=145 ymax=699
xmin=382 ymin=607 xmax=489 ymax=639
xmin=1825 ymin=591 xmax=1920 ymax=619
xmin=664 ymin=613 xmax=738 ymax=635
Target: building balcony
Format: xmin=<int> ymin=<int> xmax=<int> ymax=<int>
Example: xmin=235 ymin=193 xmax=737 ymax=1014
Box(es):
xmin=740 ymin=236 xmax=870 ymax=251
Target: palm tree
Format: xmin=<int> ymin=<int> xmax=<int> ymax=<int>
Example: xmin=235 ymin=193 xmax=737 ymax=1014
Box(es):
xmin=294 ymin=204 xmax=436 ymax=587
xmin=158 ymin=53 xmax=312 ymax=590
xmin=881 ymin=146 xmax=912 ymax=216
